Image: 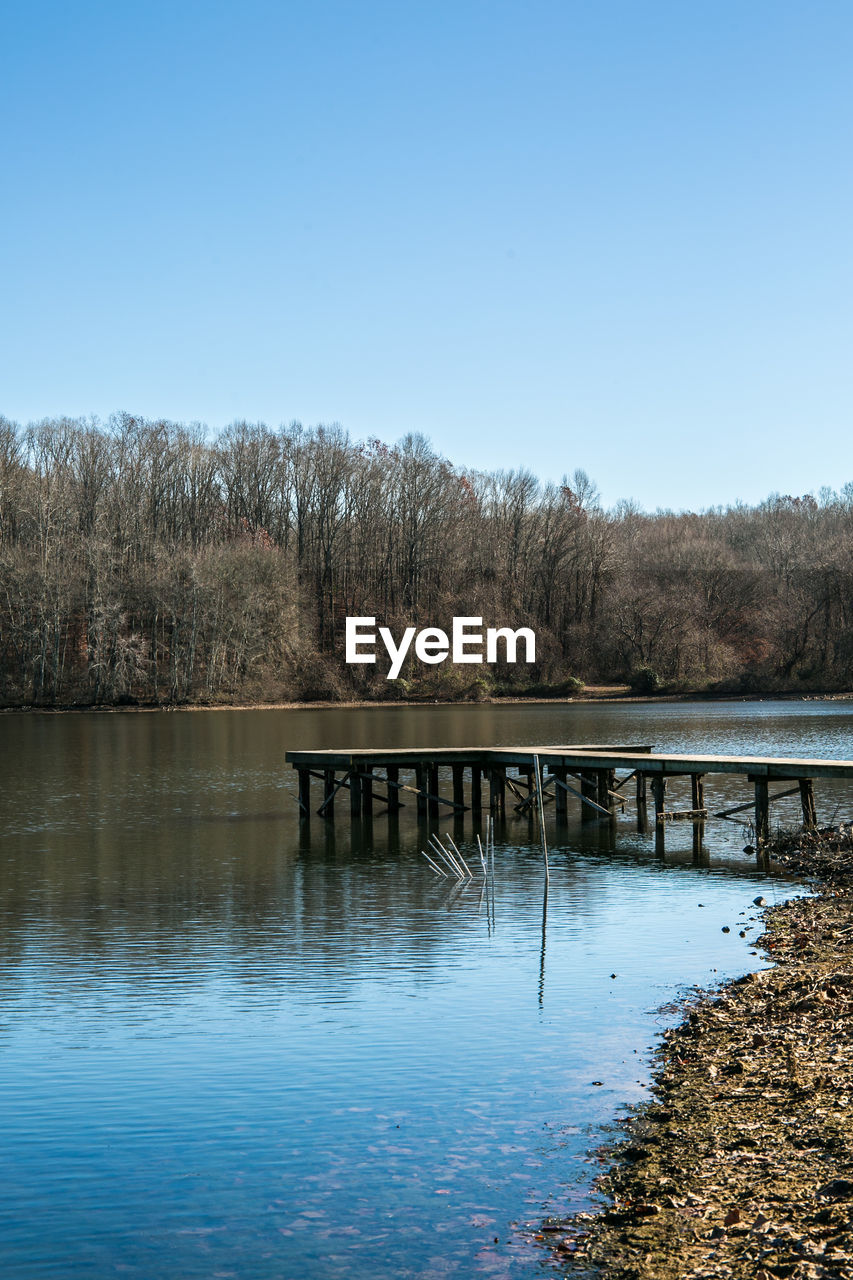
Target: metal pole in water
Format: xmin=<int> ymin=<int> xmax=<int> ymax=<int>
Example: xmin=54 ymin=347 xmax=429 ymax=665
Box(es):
xmin=533 ymin=754 xmax=550 ymax=886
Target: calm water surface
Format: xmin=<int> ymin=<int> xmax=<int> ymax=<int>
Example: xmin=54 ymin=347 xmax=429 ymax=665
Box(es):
xmin=1 ymin=701 xmax=852 ymax=1278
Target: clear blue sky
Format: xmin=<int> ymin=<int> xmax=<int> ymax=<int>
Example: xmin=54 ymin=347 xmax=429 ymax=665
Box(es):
xmin=2 ymin=1 xmax=852 ymax=511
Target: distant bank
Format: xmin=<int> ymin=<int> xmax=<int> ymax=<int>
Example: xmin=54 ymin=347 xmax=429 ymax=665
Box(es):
xmin=3 ymin=687 xmax=852 ymax=714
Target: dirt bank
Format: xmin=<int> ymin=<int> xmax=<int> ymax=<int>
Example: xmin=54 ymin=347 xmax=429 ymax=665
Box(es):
xmin=547 ymin=827 xmax=853 ymax=1279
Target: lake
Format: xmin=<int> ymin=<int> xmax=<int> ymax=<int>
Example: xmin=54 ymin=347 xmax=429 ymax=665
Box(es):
xmin=1 ymin=700 xmax=851 ymax=1279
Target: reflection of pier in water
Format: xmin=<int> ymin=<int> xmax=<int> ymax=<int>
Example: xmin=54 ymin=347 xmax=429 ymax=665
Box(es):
xmin=286 ymin=743 xmax=853 ymax=852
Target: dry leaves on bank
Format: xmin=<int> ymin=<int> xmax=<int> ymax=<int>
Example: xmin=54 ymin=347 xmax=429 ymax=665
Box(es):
xmin=548 ymin=826 xmax=853 ymax=1280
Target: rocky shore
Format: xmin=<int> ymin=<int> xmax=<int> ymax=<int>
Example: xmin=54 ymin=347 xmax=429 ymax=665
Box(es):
xmin=549 ymin=826 xmax=853 ymax=1279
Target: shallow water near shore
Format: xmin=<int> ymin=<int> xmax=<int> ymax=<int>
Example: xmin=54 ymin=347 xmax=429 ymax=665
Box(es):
xmin=1 ymin=701 xmax=851 ymax=1278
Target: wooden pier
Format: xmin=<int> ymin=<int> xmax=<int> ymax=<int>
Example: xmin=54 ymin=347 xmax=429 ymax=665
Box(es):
xmin=285 ymin=744 xmax=853 ymax=844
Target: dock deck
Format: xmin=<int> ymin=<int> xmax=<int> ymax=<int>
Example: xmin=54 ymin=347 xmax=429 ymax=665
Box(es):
xmin=285 ymin=744 xmax=853 ymax=843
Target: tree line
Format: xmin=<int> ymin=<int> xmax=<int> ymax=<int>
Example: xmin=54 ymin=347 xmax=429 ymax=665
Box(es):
xmin=0 ymin=412 xmax=851 ymax=706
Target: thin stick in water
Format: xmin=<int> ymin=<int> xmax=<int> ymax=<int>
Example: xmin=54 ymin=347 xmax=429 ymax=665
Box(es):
xmin=430 ymin=834 xmax=465 ymax=879
xmin=445 ymin=834 xmax=473 ymax=879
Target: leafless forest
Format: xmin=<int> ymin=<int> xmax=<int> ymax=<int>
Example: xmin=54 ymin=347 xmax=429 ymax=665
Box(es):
xmin=0 ymin=413 xmax=850 ymax=707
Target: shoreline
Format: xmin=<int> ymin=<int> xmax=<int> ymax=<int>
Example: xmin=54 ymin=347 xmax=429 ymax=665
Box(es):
xmin=3 ymin=689 xmax=853 ymax=715
xmin=548 ymin=827 xmax=853 ymax=1279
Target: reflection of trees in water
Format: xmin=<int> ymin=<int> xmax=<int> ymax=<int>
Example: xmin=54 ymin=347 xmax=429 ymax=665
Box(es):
xmin=0 ymin=799 xmax=800 ymax=1003
xmin=1 ymin=704 xmax=850 ymax=991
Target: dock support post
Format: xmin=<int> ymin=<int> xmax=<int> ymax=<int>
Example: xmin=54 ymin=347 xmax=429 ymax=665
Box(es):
xmin=350 ymin=768 xmax=362 ymax=818
xmin=452 ymin=765 xmax=464 ymax=811
xmin=651 ymin=776 xmax=666 ymax=819
xmin=415 ymin=765 xmax=428 ymax=819
xmin=387 ymin=765 xmax=400 ymax=814
xmin=360 ymin=770 xmax=374 ymax=818
xmin=554 ymin=767 xmax=568 ymax=823
xmin=598 ymin=768 xmax=617 ymax=824
xmin=799 ymin=778 xmax=817 ymax=830
xmin=489 ymin=767 xmax=505 ymax=818
xmin=580 ymin=771 xmax=597 ymax=823
xmin=691 ymin=774 xmax=705 ymax=860
xmin=754 ymin=777 xmax=770 ymax=844
xmin=471 ymin=766 xmax=482 ymax=817
xmin=651 ymin=776 xmax=666 ymax=854
xmin=297 ymin=768 xmax=311 ymax=818
xmin=323 ymin=769 xmax=336 ymax=819
xmin=428 ymin=764 xmax=440 ymax=818
xmin=691 ymin=774 xmax=705 ymax=812
xmin=636 ymin=772 xmax=648 ymax=832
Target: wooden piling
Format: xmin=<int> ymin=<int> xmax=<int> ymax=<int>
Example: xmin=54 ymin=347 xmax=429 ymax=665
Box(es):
xmin=360 ymin=770 xmax=374 ymax=817
xmin=323 ymin=769 xmax=336 ymax=819
xmin=285 ymin=747 xmax=853 ymax=850
xmin=415 ymin=765 xmax=428 ymax=819
xmin=580 ymin=771 xmax=597 ymax=823
xmin=599 ymin=768 xmax=617 ymax=823
xmin=754 ymin=777 xmax=770 ymax=844
xmin=297 ymin=767 xmax=311 ymax=818
xmin=651 ymin=776 xmax=667 ymax=822
xmin=489 ymin=767 xmax=506 ymax=818
xmin=691 ymin=774 xmax=705 ymax=813
xmin=554 ymin=767 xmax=568 ymax=822
xmin=471 ymin=766 xmax=482 ymax=816
xmin=651 ymin=776 xmax=667 ymax=855
xmin=387 ymin=765 xmax=400 ymax=814
xmin=636 ymin=772 xmax=648 ymax=831
xmin=691 ymin=772 xmax=705 ymax=859
xmin=799 ymin=778 xmax=817 ymax=830
xmin=428 ymin=764 xmax=440 ymax=818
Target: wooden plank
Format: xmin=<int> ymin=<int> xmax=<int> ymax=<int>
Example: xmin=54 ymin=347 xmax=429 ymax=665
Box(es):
xmin=318 ymin=768 xmax=352 ymax=816
xmin=506 ymin=776 xmax=528 ymax=804
xmin=382 ymin=771 xmax=462 ymax=812
xmin=657 ymin=808 xmax=710 ymax=823
xmin=286 ymin=746 xmax=853 ymax=783
xmin=552 ymin=774 xmax=612 ymax=817
xmin=612 ymin=769 xmax=637 ymax=791
xmin=713 ymin=785 xmax=800 ymax=820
